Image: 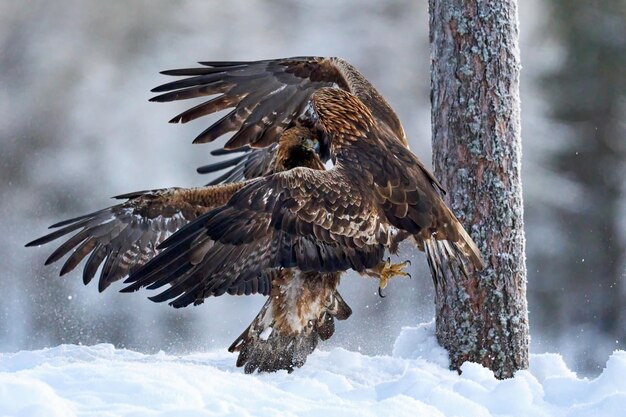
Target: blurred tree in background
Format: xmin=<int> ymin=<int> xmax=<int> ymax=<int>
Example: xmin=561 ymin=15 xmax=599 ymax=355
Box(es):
xmin=0 ymin=0 xmax=204 ymax=352
xmin=538 ymin=0 xmax=625 ymax=369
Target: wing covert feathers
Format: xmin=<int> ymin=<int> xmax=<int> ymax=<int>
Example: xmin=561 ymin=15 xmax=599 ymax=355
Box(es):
xmin=29 ymin=56 xmax=485 ymax=313
xmin=25 ymin=184 xmax=246 ymax=291
xmin=123 ymin=168 xmax=388 ymax=307
xmin=151 ymin=56 xmax=407 ymax=150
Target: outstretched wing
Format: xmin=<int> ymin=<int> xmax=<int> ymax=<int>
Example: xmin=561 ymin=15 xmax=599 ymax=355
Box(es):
xmin=151 ymin=56 xmax=407 ymax=151
xmin=123 ymin=167 xmax=389 ymax=308
xmin=25 ymin=183 xmax=245 ymax=292
xmin=197 ymin=145 xmax=276 ymax=186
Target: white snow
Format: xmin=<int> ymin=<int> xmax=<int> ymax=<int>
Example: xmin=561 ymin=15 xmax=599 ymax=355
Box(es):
xmin=1 ymin=322 xmax=625 ymax=417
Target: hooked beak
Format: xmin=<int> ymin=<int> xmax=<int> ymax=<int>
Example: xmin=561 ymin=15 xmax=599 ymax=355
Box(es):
xmin=303 ymin=138 xmax=321 ymax=154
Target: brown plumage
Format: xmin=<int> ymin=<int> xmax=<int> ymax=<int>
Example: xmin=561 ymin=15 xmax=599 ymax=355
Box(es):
xmin=25 ymin=182 xmax=246 ymax=292
xmin=26 ymin=126 xmax=324 ymax=289
xmin=27 ymin=126 xmax=350 ymax=372
xmin=229 ymin=270 xmax=351 ymax=373
xmin=29 ymin=56 xmax=485 ymax=374
xmin=150 ymin=57 xmax=406 ymax=148
xmin=154 ymin=57 xmax=411 ymax=185
xmin=124 ymin=57 xmax=485 ymax=311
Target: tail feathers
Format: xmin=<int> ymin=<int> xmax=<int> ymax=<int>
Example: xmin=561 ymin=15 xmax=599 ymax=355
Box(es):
xmin=419 ymin=204 xmax=486 ymax=289
xmin=229 ymin=314 xmax=318 ymax=374
xmin=422 ymin=232 xmax=484 ymax=291
xmin=229 ymin=288 xmax=351 ymax=374
xmin=423 ymin=238 xmax=461 ymax=289
xmin=443 ymin=205 xmax=485 ymax=271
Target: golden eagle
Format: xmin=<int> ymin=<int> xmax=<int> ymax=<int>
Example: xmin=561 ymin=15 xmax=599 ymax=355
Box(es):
xmin=28 ymin=57 xmax=484 ymax=373
xmin=125 ymin=58 xmax=484 ymax=301
xmin=28 ymin=126 xmax=354 ymax=372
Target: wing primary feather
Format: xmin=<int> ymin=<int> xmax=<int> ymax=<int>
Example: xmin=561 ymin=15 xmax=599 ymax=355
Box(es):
xmin=192 ymin=108 xmax=240 ymax=144
xmin=151 ymin=73 xmax=231 ymax=93
xmin=168 ymin=287 xmax=201 ymax=308
xmin=46 ymin=209 xmax=109 ymax=229
xmin=59 ymin=238 xmax=97 ymax=276
xmin=169 ymin=94 xmax=242 ymax=124
xmin=220 ymin=164 xmax=247 ymax=184
xmin=83 ymin=243 xmax=106 ymax=285
xmin=99 ymin=246 xmax=123 ymax=286
xmin=196 ymin=154 xmax=247 ymax=174
xmin=25 ymin=218 xmax=92 ymax=247
xmin=197 ymin=61 xmax=261 ymax=67
xmin=210 ymin=146 xmax=250 ymax=156
xmin=149 ymin=82 xmax=229 ymax=103
xmin=111 ymin=190 xmax=154 ymax=200
xmin=143 ymin=254 xmax=198 ymax=290
xmin=44 ymin=228 xmax=94 ymax=265
xmin=148 ymin=279 xmax=191 ymax=303
xmin=159 ymin=65 xmax=246 ymax=76
xmin=172 ymin=283 xmax=209 ymax=307
xmin=205 ymin=169 xmax=240 ymax=186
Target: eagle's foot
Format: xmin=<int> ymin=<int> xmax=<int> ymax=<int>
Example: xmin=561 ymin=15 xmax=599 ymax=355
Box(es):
xmin=364 ymin=257 xmax=411 ymax=297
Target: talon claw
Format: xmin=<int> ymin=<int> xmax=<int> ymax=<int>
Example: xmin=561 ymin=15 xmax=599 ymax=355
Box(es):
xmin=406 ymin=260 xmax=411 ymax=266
xmin=407 ymin=273 xmax=412 ymax=279
xmin=378 ymin=287 xmax=386 ymax=298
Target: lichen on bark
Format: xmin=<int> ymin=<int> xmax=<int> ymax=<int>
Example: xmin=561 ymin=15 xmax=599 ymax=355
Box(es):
xmin=429 ymin=0 xmax=529 ymax=379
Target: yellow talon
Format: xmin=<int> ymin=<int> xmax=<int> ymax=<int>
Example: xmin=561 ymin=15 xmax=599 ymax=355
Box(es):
xmin=363 ymin=257 xmax=412 ymax=297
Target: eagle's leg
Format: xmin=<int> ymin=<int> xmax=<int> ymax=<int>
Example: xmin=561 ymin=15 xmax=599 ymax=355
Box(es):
xmin=362 ymin=257 xmax=411 ymax=297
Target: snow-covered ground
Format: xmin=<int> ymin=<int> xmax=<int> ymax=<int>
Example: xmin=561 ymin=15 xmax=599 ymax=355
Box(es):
xmin=1 ymin=322 xmax=624 ymax=417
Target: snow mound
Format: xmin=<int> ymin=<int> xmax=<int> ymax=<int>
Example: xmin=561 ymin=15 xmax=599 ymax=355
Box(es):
xmin=1 ymin=323 xmax=625 ymax=417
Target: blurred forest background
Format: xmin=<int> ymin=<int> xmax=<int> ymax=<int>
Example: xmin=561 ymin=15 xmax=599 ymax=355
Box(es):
xmin=1 ymin=0 xmax=623 ymax=376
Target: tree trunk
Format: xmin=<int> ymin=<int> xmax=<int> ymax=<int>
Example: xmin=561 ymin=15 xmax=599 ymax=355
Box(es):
xmin=429 ymin=0 xmax=529 ymax=379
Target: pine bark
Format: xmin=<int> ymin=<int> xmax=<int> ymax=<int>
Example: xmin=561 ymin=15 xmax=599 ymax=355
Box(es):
xmin=429 ymin=0 xmax=529 ymax=378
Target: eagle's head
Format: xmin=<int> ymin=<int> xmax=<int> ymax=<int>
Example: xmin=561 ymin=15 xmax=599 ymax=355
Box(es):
xmin=275 ymin=126 xmax=325 ymax=172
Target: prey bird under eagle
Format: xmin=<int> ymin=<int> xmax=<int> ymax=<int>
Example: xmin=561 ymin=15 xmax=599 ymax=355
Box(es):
xmin=27 ymin=56 xmax=485 ymax=373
